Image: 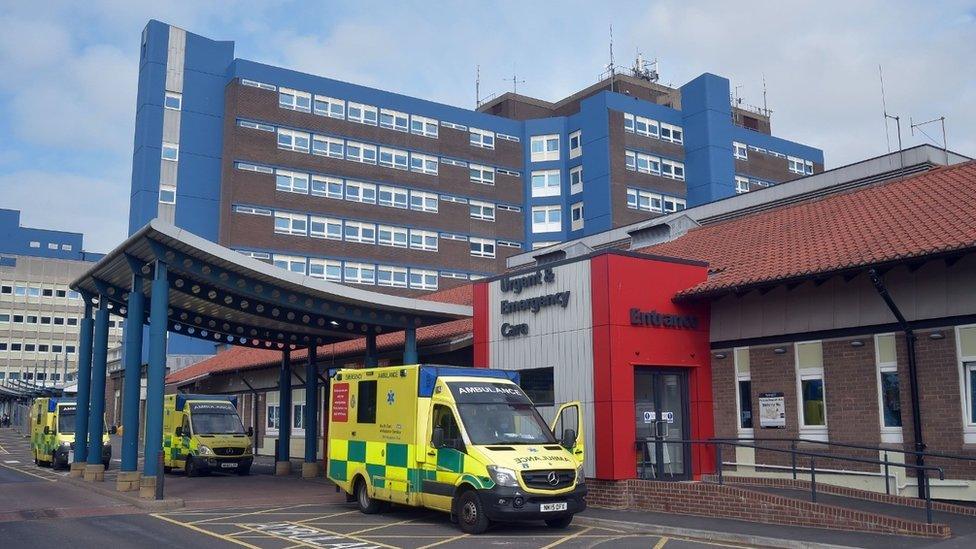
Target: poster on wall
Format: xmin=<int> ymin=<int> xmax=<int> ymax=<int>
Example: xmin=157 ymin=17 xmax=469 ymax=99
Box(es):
xmin=758 ymin=392 xmax=786 ymax=429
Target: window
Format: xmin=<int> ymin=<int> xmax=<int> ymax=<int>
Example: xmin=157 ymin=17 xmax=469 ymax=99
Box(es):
xmin=957 ymin=325 xmax=976 ymax=443
xmin=273 ymin=254 xmax=306 ymax=274
xmin=164 ymin=91 xmax=182 ymax=110
xmin=46 ymin=243 xmax=57 ymax=250
xmin=661 ymin=159 xmax=685 ymax=181
xmin=344 ymin=262 xmax=375 ymax=285
xmin=378 ymin=148 xmax=409 ymax=170
xmin=409 ymin=229 xmax=438 ymax=251
xmin=469 ymin=128 xmax=495 ymax=149
xmin=347 ymin=102 xmax=377 ymax=125
xmin=660 ymin=123 xmax=683 ymax=144
xmin=569 ymin=130 xmax=582 ymax=158
xmin=796 ymin=341 xmax=827 ymax=440
xmin=378 ymin=225 xmax=408 ymax=248
xmin=569 ymin=166 xmax=582 ymax=194
xmin=530 ymin=134 xmax=559 ymax=162
xmin=61 ymin=244 xmax=72 ymax=251
xmin=377 ymin=186 xmax=408 ymax=209
xmin=161 ymin=142 xmax=179 ymax=161
xmin=624 ymin=113 xmax=635 ymax=132
xmin=805 ymin=160 xmax=814 ymax=175
xmin=874 ymin=333 xmax=903 ymax=443
xmin=469 ymin=200 xmax=495 ymax=221
xmin=570 ymin=202 xmax=584 ymax=231
xmin=531 ymin=205 xmax=561 ymax=233
xmin=409 ymin=191 xmax=438 ymax=212
xmin=788 ymin=156 xmax=806 ymax=175
xmin=734 ymin=348 xmax=753 ymax=431
xmin=408 ymin=269 xmax=438 ymax=290
xmin=236 ymin=161 xmax=273 ymax=174
xmin=311 ymin=176 xmax=343 ymax=199
xmin=531 ymin=169 xmax=561 ymax=197
xmin=234 ymin=205 xmax=272 ymax=216
xmin=309 ymin=216 xmax=342 ymax=240
xmin=735 ymin=176 xmax=750 ymax=194
xmin=293 ymin=403 xmax=306 ymax=431
xmin=309 ymin=258 xmax=342 ymax=282
xmin=663 ymin=196 xmax=686 ymax=213
xmin=519 ymin=367 xmax=555 ymax=406
xmin=274 ymin=212 xmax=308 ymax=236
xmin=277 ymin=129 xmax=310 ymax=153
xmin=358 ymin=380 xmax=377 ymax=423
xmin=346 ymin=141 xmax=377 ymax=164
xmin=410 ymin=115 xmax=438 ymax=138
xmin=379 ymin=109 xmax=408 ymax=132
xmin=275 ymin=170 xmax=309 ymax=194
xmin=410 ymin=153 xmax=438 ymax=175
xmin=469 ymin=237 xmax=495 ymax=258
xmin=733 ymin=142 xmax=748 ymax=160
xmin=239 ymin=119 xmax=275 ymax=132
xmin=344 ymin=221 xmax=376 ymax=244
xmin=313 ymin=95 xmax=345 ymax=118
xmin=279 ymin=88 xmax=311 ymax=112
xmin=312 ymin=135 xmax=344 ymax=158
xmin=345 ymin=181 xmax=377 ymax=204
xmin=266 ymin=401 xmax=280 ymax=432
xmin=626 ymin=150 xmax=660 ymax=175
xmin=628 ymin=189 xmax=659 ymax=212
xmin=469 ymin=164 xmax=495 ymax=185
xmin=377 ymin=265 xmax=408 ymax=288
xmin=159 ymin=185 xmax=176 ymax=205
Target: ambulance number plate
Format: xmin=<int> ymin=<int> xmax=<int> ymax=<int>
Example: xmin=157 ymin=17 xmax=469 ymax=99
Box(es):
xmin=540 ymin=502 xmax=567 ymax=512
xmin=220 ymin=462 xmax=238 ymax=468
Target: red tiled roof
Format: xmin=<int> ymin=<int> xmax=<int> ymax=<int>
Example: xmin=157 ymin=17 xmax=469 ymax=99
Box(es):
xmin=639 ymin=161 xmax=976 ymax=298
xmin=166 ymin=285 xmax=473 ymax=385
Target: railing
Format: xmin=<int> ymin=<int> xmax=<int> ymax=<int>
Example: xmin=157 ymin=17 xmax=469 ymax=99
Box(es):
xmin=636 ymin=438 xmax=947 ymax=524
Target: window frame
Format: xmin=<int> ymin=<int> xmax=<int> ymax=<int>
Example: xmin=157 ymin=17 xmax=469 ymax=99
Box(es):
xmin=311 ymin=176 xmax=343 ymax=199
xmin=408 ymin=268 xmax=438 ymax=291
xmin=273 ymin=211 xmax=308 ymax=236
xmin=161 ymin=142 xmax=179 ymax=161
xmin=531 ymin=205 xmax=562 ymax=233
xmin=874 ymin=333 xmax=904 ymax=443
xmin=409 ymin=190 xmax=438 ymax=213
xmin=570 ymin=202 xmax=584 ymax=231
xmin=377 ymin=225 xmax=408 ymax=248
xmin=469 ymin=128 xmax=495 ymax=150
xmin=275 ymin=169 xmax=310 ymax=194
xmin=308 ymin=258 xmax=342 ymax=282
xmin=530 ymin=169 xmax=561 ymax=198
xmin=377 ymin=265 xmax=408 ymax=288
xmin=347 ymin=102 xmax=378 ymax=125
xmin=409 ymin=153 xmax=439 ymax=175
xmin=408 ymin=229 xmax=438 ymax=252
xmin=569 ymin=166 xmax=583 ymax=194
xmin=379 ymin=108 xmax=409 ymax=132
xmin=469 ymin=164 xmax=495 ymax=185
xmin=164 ymin=91 xmax=182 ymax=111
xmin=955 ymin=324 xmax=976 ymax=443
xmin=346 ymin=141 xmax=377 ymax=164
xmin=795 ymin=340 xmax=828 ymax=441
xmin=530 ymin=134 xmax=560 ymax=162
xmin=309 ymin=216 xmax=343 ymax=241
xmin=273 ymin=254 xmax=306 ymax=275
xmin=312 ymin=135 xmax=344 ymax=159
xmin=469 ymin=200 xmax=495 ymax=222
xmin=345 ymin=181 xmax=377 ymax=204
xmin=343 ymin=221 xmax=377 ymax=244
xmin=277 ymin=128 xmax=310 ymax=153
xmin=158 ymin=185 xmax=177 ymax=205
xmin=469 ymin=237 xmax=496 ymax=259
xmin=410 ymin=115 xmax=438 ymax=138
xmin=568 ymin=130 xmax=582 ymax=158
xmin=734 ymin=347 xmax=754 ymax=434
xmin=733 ymin=142 xmax=748 ymax=160
xmin=313 ymin=95 xmax=345 ymax=119
xmin=278 ymin=87 xmax=311 ymax=113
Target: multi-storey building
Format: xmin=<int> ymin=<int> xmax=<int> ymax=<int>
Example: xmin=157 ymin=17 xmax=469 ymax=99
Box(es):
xmin=0 ymin=209 xmax=119 ymax=385
xmin=129 ymin=20 xmax=822 ymax=354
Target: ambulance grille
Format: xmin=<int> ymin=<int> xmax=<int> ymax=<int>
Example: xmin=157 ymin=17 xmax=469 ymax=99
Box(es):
xmin=521 ymin=469 xmax=574 ymax=490
xmin=213 ymin=447 xmax=244 ymax=456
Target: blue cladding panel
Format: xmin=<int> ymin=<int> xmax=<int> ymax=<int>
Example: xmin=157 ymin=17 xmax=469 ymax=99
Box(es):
xmin=575 ymin=94 xmax=612 ymax=235
xmin=0 ymin=208 xmax=96 ymax=261
xmin=681 ymin=73 xmax=735 ymax=207
xmin=732 ymin=125 xmax=824 ymax=163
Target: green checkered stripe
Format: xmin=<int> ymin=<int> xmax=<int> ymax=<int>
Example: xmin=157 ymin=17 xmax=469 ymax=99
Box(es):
xmin=31 ymin=432 xmax=58 ymax=456
xmin=163 ymin=434 xmax=193 ymax=462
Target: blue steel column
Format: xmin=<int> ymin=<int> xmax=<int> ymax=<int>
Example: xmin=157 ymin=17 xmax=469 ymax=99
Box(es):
xmin=403 ymin=328 xmax=418 ymax=364
xmin=277 ymin=348 xmax=292 ymax=468
xmin=86 ymin=298 xmax=111 ymax=466
xmin=142 ymin=261 xmax=168 ymax=479
xmin=365 ymin=333 xmax=378 ymax=367
xmin=120 ymin=270 xmax=145 ymax=473
xmin=72 ymin=297 xmax=95 ymax=465
xmin=304 ymin=346 xmax=318 ymax=465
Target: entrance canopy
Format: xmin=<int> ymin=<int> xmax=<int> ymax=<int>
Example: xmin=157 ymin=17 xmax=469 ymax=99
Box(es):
xmin=70 ymin=220 xmax=471 ymax=351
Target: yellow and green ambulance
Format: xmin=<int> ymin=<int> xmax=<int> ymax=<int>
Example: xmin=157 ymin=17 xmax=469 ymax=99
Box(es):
xmin=29 ymin=397 xmax=112 ymax=470
xmin=162 ymin=394 xmax=254 ymax=476
xmin=327 ymin=365 xmax=585 ymax=534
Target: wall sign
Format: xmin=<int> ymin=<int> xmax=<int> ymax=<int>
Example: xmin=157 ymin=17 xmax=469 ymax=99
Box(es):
xmin=331 ymin=383 xmax=349 ymax=422
xmin=497 ymin=267 xmax=570 ymax=338
xmin=500 ymin=268 xmax=555 ymax=294
xmin=758 ymin=392 xmax=786 ymax=429
xmin=629 ymin=308 xmax=699 ymax=329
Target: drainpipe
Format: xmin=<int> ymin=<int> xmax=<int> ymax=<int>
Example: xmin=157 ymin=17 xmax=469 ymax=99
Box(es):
xmin=869 ymin=269 xmax=926 ymax=499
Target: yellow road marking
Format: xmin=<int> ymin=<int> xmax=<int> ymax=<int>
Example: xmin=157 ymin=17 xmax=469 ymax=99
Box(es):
xmin=539 ymin=526 xmax=593 ymax=549
xmin=415 ymin=533 xmax=468 ymax=549
xmin=152 ymin=513 xmax=262 ymax=549
xmin=653 ymin=536 xmax=670 ymax=549
xmin=291 ymin=509 xmax=360 ymax=524
xmin=346 ymin=514 xmax=435 ymax=535
xmin=189 ymin=503 xmax=314 ymax=525
xmin=0 ymin=462 xmax=56 ymax=482
xmin=284 ymin=520 xmax=398 ymax=549
xmin=231 ymin=523 xmax=319 ymax=548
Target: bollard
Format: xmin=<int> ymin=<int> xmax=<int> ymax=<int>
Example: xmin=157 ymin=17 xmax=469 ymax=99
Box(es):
xmin=810 ymin=458 xmax=817 ymax=503
xmin=155 ymin=451 xmax=164 ymax=500
xmin=883 ymin=451 xmax=891 ymax=495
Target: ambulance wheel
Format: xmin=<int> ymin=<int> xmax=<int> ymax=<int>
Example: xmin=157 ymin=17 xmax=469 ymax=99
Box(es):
xmin=545 ymin=515 xmax=574 ymax=529
xmin=456 ymin=490 xmax=490 ymax=535
xmin=185 ymin=459 xmax=199 ymax=478
xmin=164 ymin=466 xmax=173 ymax=474
xmin=355 ymin=478 xmax=383 ymax=514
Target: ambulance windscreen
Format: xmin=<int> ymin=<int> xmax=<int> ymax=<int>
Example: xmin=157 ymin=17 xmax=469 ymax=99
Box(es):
xmin=448 ymin=382 xmax=557 ymax=445
xmin=189 ymin=402 xmax=245 ymax=435
xmin=58 ymin=406 xmax=76 ymax=434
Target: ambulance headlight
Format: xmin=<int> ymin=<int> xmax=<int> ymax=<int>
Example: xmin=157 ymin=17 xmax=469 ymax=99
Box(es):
xmin=487 ymin=465 xmax=519 ymax=487
xmin=198 ymin=445 xmax=214 ymax=456
xmin=575 ymin=465 xmax=585 ymax=485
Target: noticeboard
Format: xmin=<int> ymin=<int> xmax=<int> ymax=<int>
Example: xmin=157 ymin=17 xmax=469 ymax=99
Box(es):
xmin=758 ymin=392 xmax=786 ymax=429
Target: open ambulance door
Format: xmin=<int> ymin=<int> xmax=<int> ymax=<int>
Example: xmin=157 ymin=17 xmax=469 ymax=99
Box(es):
xmin=549 ymin=401 xmax=584 ymax=466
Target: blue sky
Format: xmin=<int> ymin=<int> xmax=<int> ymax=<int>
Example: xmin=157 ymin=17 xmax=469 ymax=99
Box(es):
xmin=0 ymin=0 xmax=974 ymax=252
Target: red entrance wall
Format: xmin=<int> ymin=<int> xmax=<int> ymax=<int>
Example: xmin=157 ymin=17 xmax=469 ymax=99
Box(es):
xmin=590 ymin=253 xmax=714 ymax=480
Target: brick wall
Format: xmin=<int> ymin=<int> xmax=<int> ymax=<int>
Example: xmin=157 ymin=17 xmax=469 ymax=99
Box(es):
xmin=710 ymin=349 xmax=737 ymax=439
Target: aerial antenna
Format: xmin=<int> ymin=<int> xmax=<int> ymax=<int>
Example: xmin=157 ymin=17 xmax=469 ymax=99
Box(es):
xmin=608 ymin=24 xmax=615 ymax=92
xmin=879 ymin=65 xmax=903 ymax=168
xmin=910 ymin=115 xmax=949 ymax=164
xmin=631 ymin=49 xmax=659 ymax=83
xmin=475 ymin=65 xmax=480 ymax=108
xmin=762 ymin=73 xmax=768 ymax=115
xmin=503 ymin=64 xmax=525 ymax=95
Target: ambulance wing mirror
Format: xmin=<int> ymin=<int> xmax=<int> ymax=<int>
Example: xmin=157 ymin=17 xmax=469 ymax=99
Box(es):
xmin=109 ymin=425 xmax=118 ymax=435
xmin=43 ymin=426 xmax=50 ymax=435
xmin=175 ymin=426 xmax=183 ymax=437
xmin=247 ymin=426 xmax=254 ymax=438
xmin=560 ymin=428 xmax=577 ymax=449
xmin=431 ymin=426 xmax=445 ymax=449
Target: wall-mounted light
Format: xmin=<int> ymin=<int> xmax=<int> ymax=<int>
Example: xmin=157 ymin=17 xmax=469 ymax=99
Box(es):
xmin=929 ymin=332 xmax=945 ymax=340
xmin=773 ymin=347 xmax=787 ymax=354
xmin=850 ymin=340 xmax=865 ymax=347
xmin=713 ymin=353 xmax=727 ymax=360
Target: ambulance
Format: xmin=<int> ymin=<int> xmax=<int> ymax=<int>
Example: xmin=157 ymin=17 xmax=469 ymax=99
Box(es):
xmin=327 ymin=365 xmax=586 ymax=534
xmin=162 ymin=394 xmax=254 ymax=476
xmin=29 ymin=397 xmax=112 ymax=470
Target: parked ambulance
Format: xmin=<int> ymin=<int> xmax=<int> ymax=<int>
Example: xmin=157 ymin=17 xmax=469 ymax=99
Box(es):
xmin=29 ymin=397 xmax=112 ymax=470
xmin=327 ymin=365 xmax=586 ymax=534
xmin=162 ymin=394 xmax=254 ymax=476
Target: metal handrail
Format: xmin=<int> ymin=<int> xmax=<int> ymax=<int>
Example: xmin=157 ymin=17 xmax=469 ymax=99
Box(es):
xmin=711 ymin=436 xmax=976 ymax=463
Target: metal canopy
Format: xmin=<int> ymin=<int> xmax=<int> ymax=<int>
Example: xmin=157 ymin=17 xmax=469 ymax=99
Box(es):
xmin=70 ymin=220 xmax=471 ymax=350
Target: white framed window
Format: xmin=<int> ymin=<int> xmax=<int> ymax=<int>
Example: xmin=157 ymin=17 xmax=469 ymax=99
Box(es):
xmin=734 ymin=348 xmax=754 ymax=433
xmin=61 ymin=244 xmax=72 ymax=251
xmin=410 ymin=115 xmax=438 ymax=138
xmin=788 ymin=156 xmax=806 ymax=175
xmin=158 ymin=185 xmax=176 ymax=205
xmin=795 ymin=341 xmax=828 ymax=441
xmin=626 ymin=150 xmax=661 ymax=175
xmin=531 ymin=169 xmax=561 ymax=197
xmin=345 ymin=181 xmax=376 ymax=204
xmin=497 ymin=240 xmax=521 ymax=249
xmin=469 ymin=237 xmax=495 ymax=258
xmin=530 ymin=134 xmax=559 ymax=162
xmin=313 ymin=95 xmax=345 ymax=119
xmin=624 ymin=113 xmax=635 ymax=132
xmin=239 ymin=120 xmax=275 ymax=132
xmin=346 ymin=141 xmax=377 ymax=164
xmin=377 ymin=265 xmax=408 ymax=288
xmin=956 ymin=325 xmax=976 ymax=443
xmin=569 ymin=166 xmax=582 ymax=194
xmin=161 ymin=142 xmax=179 ymax=161
xmin=311 ymin=176 xmax=343 ymax=199
xmin=662 ymin=159 xmax=685 ymax=181
xmin=408 ymin=269 xmax=438 ymax=291
xmin=377 ymin=186 xmax=408 ymax=209
xmin=242 ymin=78 xmax=275 ymax=91
xmin=377 ymin=225 xmax=408 ymax=248
xmin=660 ymin=123 xmax=683 ymax=144
xmin=570 ymin=202 xmax=584 ymax=231
xmin=312 ymin=135 xmax=344 ymax=158
xmin=410 ymin=153 xmax=438 ymax=175
xmin=624 ymin=113 xmax=659 ymax=138
xmin=164 ymin=91 xmax=182 ymax=110
xmin=874 ymin=333 xmax=903 ymax=443
xmin=279 ymin=88 xmax=311 ymax=112
xmin=440 ymin=271 xmax=469 ymax=280
xmin=344 ymin=262 xmax=376 ymax=285
xmin=343 ymin=221 xmax=376 ymax=244
xmin=409 ymin=229 xmax=438 ymax=251
xmin=277 ymin=128 xmax=310 ymax=152
xmin=309 ymin=216 xmax=342 ymax=240
xmin=379 ymin=109 xmax=409 ymax=132
xmin=274 ymin=211 xmax=308 ymax=236
xmin=469 ymin=128 xmax=495 ymax=149
xmin=469 ymin=164 xmax=495 ymax=185
xmin=409 ymin=190 xmax=438 ymax=212
xmin=805 ymin=160 xmax=814 ymax=175
xmin=236 ymin=162 xmax=273 ymax=174
xmin=309 ymin=258 xmax=342 ymax=282
xmin=469 ymin=200 xmax=495 ymax=221
xmin=663 ymin=196 xmax=686 ymax=212
xmin=627 ymin=188 xmax=663 ymax=213
xmin=275 ymin=170 xmax=309 ymax=194
xmin=266 ymin=394 xmax=280 ymax=435
xmin=569 ymin=130 xmax=582 ymax=158
xmin=531 ymin=205 xmax=561 ymax=233
xmin=273 ymin=254 xmax=306 ymax=274
xmin=347 ymin=102 xmax=378 ymax=125
xmin=735 ymin=176 xmax=750 ymax=194
xmin=733 ymin=142 xmax=748 ymax=160
xmin=379 ymin=147 xmax=409 ymax=170
xmin=234 ymin=204 xmax=272 ymax=216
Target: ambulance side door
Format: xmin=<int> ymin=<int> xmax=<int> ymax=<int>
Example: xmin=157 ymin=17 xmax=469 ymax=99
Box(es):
xmin=420 ymin=402 xmax=464 ymax=511
xmin=550 ymin=401 xmax=584 ymax=466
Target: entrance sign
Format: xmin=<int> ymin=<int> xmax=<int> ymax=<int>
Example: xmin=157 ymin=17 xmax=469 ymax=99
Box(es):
xmin=758 ymin=392 xmax=786 ymax=429
xmin=629 ymin=308 xmax=699 ymax=329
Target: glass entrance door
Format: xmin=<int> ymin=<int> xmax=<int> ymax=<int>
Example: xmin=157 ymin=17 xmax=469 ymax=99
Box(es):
xmin=635 ymin=369 xmax=690 ymax=481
